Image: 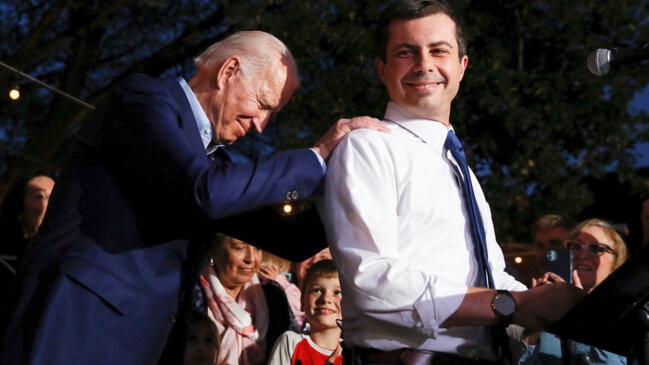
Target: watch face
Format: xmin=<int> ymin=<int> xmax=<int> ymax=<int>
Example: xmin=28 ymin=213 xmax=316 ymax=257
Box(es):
xmin=494 ymin=293 xmax=516 ymax=316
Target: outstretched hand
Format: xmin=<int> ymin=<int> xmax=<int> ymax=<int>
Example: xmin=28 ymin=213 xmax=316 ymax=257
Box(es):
xmin=312 ymin=116 xmax=389 ymax=161
xmin=532 ymin=270 xmax=583 ymax=291
xmin=513 ymin=282 xmax=586 ymax=332
xmin=531 ymin=271 xmax=563 ymax=287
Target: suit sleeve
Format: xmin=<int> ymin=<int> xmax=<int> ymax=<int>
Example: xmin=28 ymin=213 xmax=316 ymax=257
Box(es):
xmin=91 ymin=75 xmax=324 ymax=221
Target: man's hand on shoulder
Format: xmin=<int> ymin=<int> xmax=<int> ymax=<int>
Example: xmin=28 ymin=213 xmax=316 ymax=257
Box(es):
xmin=312 ymin=116 xmax=389 ymax=161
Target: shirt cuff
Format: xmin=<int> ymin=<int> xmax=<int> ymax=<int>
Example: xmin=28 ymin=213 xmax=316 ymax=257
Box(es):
xmin=413 ymin=276 xmax=468 ymax=337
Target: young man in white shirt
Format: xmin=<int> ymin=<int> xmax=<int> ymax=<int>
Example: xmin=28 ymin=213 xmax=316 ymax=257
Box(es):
xmin=322 ymin=1 xmax=584 ymax=364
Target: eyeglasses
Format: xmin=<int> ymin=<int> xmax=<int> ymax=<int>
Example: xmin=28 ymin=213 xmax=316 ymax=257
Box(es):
xmin=565 ymin=240 xmax=617 ymax=257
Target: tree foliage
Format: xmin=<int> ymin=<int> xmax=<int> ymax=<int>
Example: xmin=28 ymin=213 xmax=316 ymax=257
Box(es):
xmin=1 ymin=0 xmax=648 ymax=242
xmin=455 ymin=0 xmax=649 ymax=242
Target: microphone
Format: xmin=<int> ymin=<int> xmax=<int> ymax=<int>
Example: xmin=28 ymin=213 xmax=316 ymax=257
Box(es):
xmin=587 ymin=44 xmax=649 ymax=76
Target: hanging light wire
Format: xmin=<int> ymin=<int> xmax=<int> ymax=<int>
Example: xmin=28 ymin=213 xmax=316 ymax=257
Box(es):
xmin=0 ymin=61 xmax=95 ymax=110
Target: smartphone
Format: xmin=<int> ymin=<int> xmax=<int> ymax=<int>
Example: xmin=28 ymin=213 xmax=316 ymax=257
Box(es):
xmin=546 ymin=248 xmax=573 ymax=283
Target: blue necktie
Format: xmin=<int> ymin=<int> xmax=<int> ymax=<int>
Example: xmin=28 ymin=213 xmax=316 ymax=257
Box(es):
xmin=444 ymin=130 xmax=494 ymax=288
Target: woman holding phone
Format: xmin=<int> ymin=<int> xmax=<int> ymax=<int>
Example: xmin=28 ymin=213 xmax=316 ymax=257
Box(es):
xmin=519 ymin=218 xmax=629 ymax=365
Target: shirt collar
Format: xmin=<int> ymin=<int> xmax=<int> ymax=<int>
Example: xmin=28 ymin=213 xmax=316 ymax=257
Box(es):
xmin=383 ymin=101 xmax=451 ymax=154
xmin=178 ymin=77 xmax=214 ymax=152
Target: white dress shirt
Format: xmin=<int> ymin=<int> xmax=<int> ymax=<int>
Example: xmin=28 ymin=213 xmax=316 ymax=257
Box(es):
xmin=322 ymin=102 xmax=526 ymax=359
xmin=178 ymin=77 xmax=213 ymax=151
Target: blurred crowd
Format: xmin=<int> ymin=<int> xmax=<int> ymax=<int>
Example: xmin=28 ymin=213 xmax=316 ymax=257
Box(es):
xmin=0 ymin=170 xmax=642 ymax=365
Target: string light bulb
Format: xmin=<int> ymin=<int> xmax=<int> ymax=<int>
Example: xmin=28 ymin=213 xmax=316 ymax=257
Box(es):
xmin=282 ymin=203 xmax=293 ymax=215
xmin=9 ymin=85 xmax=20 ymax=100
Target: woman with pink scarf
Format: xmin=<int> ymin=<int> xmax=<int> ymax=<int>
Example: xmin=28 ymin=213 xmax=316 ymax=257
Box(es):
xmin=200 ymin=234 xmax=295 ymax=365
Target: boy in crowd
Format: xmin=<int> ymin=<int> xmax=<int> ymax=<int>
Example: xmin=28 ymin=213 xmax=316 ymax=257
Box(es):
xmin=267 ymin=259 xmax=343 ymax=365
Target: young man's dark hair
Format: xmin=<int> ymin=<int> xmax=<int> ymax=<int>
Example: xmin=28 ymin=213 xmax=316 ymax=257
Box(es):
xmin=375 ymin=0 xmax=467 ymax=62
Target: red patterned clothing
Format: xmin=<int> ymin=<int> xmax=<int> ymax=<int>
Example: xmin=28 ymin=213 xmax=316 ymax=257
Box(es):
xmin=291 ymin=337 xmax=342 ymax=365
xmin=267 ymin=331 xmax=342 ymax=365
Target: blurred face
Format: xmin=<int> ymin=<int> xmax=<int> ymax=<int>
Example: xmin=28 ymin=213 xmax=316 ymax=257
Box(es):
xmin=207 ymin=58 xmax=293 ymax=145
xmin=571 ymin=226 xmax=617 ymax=292
xmin=301 ymin=275 xmax=342 ymax=333
xmin=211 ymin=237 xmax=262 ymax=294
xmin=183 ymin=321 xmax=218 ymax=365
xmin=22 ymin=175 xmax=55 ymax=235
xmin=533 ymin=226 xmax=570 ymax=269
xmin=375 ymin=13 xmax=468 ymax=124
xmin=293 ymin=248 xmax=332 ymax=288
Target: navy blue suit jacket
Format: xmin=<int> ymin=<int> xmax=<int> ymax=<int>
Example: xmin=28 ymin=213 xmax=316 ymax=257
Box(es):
xmin=0 ymin=75 xmax=327 ymax=365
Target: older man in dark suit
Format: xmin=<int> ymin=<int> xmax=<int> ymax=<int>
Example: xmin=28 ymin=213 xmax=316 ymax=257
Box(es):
xmin=0 ymin=30 xmax=385 ymax=365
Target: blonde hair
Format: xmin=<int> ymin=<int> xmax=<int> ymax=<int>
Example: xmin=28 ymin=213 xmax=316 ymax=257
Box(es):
xmin=571 ymin=218 xmax=628 ymax=269
xmin=260 ymin=251 xmax=291 ymax=274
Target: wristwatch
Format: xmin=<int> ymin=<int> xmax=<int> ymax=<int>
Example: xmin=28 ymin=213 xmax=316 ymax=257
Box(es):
xmin=491 ymin=290 xmax=516 ymax=327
